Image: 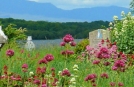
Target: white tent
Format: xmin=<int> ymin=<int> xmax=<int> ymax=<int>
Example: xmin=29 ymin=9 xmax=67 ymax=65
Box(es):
xmin=0 ymin=26 xmax=8 ymax=47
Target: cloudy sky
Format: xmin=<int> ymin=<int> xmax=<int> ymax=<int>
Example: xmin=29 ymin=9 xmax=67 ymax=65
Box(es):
xmin=28 ymin=0 xmax=132 ymax=10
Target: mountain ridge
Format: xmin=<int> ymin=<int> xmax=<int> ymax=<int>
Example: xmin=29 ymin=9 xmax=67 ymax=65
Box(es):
xmin=0 ymin=0 xmax=130 ymax=22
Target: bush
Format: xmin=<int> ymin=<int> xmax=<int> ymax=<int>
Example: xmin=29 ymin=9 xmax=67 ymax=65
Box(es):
xmin=110 ymin=11 xmax=134 ymax=54
xmin=74 ymin=38 xmax=89 ymax=54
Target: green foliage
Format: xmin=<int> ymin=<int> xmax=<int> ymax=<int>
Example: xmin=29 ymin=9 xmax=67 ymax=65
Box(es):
xmin=0 ymin=18 xmax=109 ymax=39
xmin=110 ymin=11 xmax=134 ymax=54
xmin=3 ymin=24 xmax=27 ymax=43
xmin=75 ymin=38 xmax=89 ymax=54
xmin=130 ymin=0 xmax=134 ymax=13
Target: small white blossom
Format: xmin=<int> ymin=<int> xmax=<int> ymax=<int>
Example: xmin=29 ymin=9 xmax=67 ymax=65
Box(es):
xmin=109 ymin=22 xmax=113 ymax=26
xmin=121 ymin=11 xmax=125 ymax=16
xmin=113 ymin=16 xmax=118 ymax=20
xmin=29 ymin=71 xmax=34 ymax=76
xmin=73 ymin=69 xmax=78 ymax=71
xmin=58 ymin=71 xmax=62 ymax=76
xmin=128 ymin=12 xmax=131 ymax=16
xmin=73 ymin=64 xmax=78 ymax=69
xmin=70 ymin=77 xmax=76 ymax=82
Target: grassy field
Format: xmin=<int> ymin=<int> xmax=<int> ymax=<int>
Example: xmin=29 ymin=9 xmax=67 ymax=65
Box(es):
xmin=0 ymin=42 xmax=134 ymax=87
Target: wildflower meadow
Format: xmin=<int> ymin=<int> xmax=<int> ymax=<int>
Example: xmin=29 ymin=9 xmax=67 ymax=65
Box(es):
xmin=0 ymin=11 xmax=134 ymax=87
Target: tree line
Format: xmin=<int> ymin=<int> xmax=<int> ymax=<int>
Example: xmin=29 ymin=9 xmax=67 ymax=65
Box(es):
xmin=0 ymin=18 xmax=110 ymax=39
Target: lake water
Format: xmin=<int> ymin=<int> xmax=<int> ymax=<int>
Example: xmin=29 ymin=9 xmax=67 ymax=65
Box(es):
xmin=31 ymin=39 xmax=82 ymax=47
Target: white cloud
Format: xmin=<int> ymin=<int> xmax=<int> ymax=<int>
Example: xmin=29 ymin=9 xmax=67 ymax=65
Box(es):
xmin=28 ymin=0 xmax=132 ymax=10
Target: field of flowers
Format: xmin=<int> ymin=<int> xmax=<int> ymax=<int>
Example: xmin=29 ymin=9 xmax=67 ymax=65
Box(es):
xmin=0 ymin=33 xmax=134 ymax=87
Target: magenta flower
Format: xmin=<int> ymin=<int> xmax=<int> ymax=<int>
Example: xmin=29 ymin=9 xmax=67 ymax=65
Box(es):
xmin=100 ymin=72 xmax=109 ymax=79
xmin=61 ymin=69 xmax=71 ymax=77
xmin=63 ymin=34 xmax=74 ymax=43
xmin=61 ymin=50 xmax=74 ymax=56
xmin=22 ymin=63 xmax=28 ymax=72
xmin=6 ymin=49 xmax=14 ymax=57
xmin=60 ymin=42 xmax=66 ymax=46
xmin=22 ymin=64 xmax=28 ymax=69
xmin=44 ymin=54 xmax=54 ymax=62
xmin=84 ymin=74 xmax=97 ymax=81
xmin=92 ymin=60 xmax=100 ymax=65
xmin=103 ymin=62 xmax=111 ymax=66
xmin=110 ymin=82 xmax=116 ymax=86
xmin=70 ymin=41 xmax=76 ymax=46
xmin=36 ymin=67 xmax=46 ymax=75
xmin=118 ymin=82 xmax=124 ymax=86
xmin=86 ymin=45 xmax=94 ymax=51
xmin=41 ymin=84 xmax=48 ymax=87
xmin=38 ymin=58 xmax=48 ymax=64
xmin=112 ymin=59 xmax=126 ymax=72
xmin=95 ymin=47 xmax=111 ymax=59
xmin=33 ymin=79 xmax=40 ymax=85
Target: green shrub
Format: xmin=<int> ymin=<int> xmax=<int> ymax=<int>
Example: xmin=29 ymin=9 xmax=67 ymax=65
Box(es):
xmin=75 ymin=38 xmax=89 ymax=54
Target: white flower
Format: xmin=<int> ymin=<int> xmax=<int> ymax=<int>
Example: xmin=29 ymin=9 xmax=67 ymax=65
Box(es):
xmin=58 ymin=71 xmax=61 ymax=76
xmin=121 ymin=11 xmax=125 ymax=16
xmin=73 ymin=69 xmax=78 ymax=71
xmin=73 ymin=64 xmax=78 ymax=69
xmin=115 ymin=31 xmax=118 ymax=35
xmin=70 ymin=77 xmax=76 ymax=82
xmin=29 ymin=71 xmax=34 ymax=76
xmin=113 ymin=16 xmax=118 ymax=20
xmin=128 ymin=12 xmax=131 ymax=16
xmin=109 ymin=22 xmax=113 ymax=26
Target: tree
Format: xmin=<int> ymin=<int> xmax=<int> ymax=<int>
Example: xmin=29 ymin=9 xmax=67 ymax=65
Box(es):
xmin=130 ymin=0 xmax=134 ymax=13
xmin=3 ymin=24 xmax=27 ymax=43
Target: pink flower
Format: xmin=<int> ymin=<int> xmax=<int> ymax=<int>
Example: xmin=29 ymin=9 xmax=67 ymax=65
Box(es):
xmin=36 ymin=67 xmax=46 ymax=75
xmin=61 ymin=69 xmax=71 ymax=77
xmin=100 ymin=72 xmax=109 ymax=79
xmin=61 ymin=50 xmax=74 ymax=56
xmin=41 ymin=84 xmax=48 ymax=87
xmin=93 ymin=60 xmax=100 ymax=65
xmin=60 ymin=42 xmax=66 ymax=46
xmin=63 ymin=34 xmax=74 ymax=43
xmin=112 ymin=66 xmax=118 ymax=70
xmin=110 ymin=82 xmax=116 ymax=86
xmin=103 ymin=62 xmax=111 ymax=66
xmin=70 ymin=41 xmax=76 ymax=46
xmin=22 ymin=64 xmax=28 ymax=69
xmin=44 ymin=54 xmax=54 ymax=62
xmin=38 ymin=58 xmax=48 ymax=64
xmin=6 ymin=49 xmax=14 ymax=57
xmin=33 ymin=79 xmax=40 ymax=85
xmin=118 ymin=82 xmax=124 ymax=86
xmin=86 ymin=45 xmax=93 ymax=51
xmin=84 ymin=74 xmax=97 ymax=81
xmin=51 ymin=67 xmax=55 ymax=71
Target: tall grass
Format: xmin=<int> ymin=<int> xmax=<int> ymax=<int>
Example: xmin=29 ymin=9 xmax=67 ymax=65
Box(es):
xmin=0 ymin=42 xmax=134 ymax=87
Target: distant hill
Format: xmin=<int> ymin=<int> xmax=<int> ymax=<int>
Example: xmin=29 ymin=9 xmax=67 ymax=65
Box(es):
xmin=0 ymin=0 xmax=130 ymax=22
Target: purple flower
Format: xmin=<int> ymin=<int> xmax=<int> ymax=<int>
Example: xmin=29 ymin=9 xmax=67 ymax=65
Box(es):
xmin=61 ymin=69 xmax=71 ymax=77
xmin=61 ymin=50 xmax=74 ymax=56
xmin=60 ymin=42 xmax=66 ymax=46
xmin=118 ymin=82 xmax=124 ymax=86
xmin=33 ymin=79 xmax=40 ymax=85
xmin=100 ymin=72 xmax=109 ymax=79
xmin=44 ymin=54 xmax=54 ymax=62
xmin=22 ymin=64 xmax=28 ymax=69
xmin=84 ymin=74 xmax=97 ymax=81
xmin=6 ymin=49 xmax=14 ymax=57
xmin=70 ymin=41 xmax=76 ymax=46
xmin=93 ymin=60 xmax=100 ymax=65
xmin=38 ymin=58 xmax=48 ymax=64
xmin=63 ymin=34 xmax=74 ymax=43
xmin=110 ymin=82 xmax=116 ymax=86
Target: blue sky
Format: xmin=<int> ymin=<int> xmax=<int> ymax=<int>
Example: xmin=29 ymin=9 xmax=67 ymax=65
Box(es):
xmin=28 ymin=0 xmax=132 ymax=10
